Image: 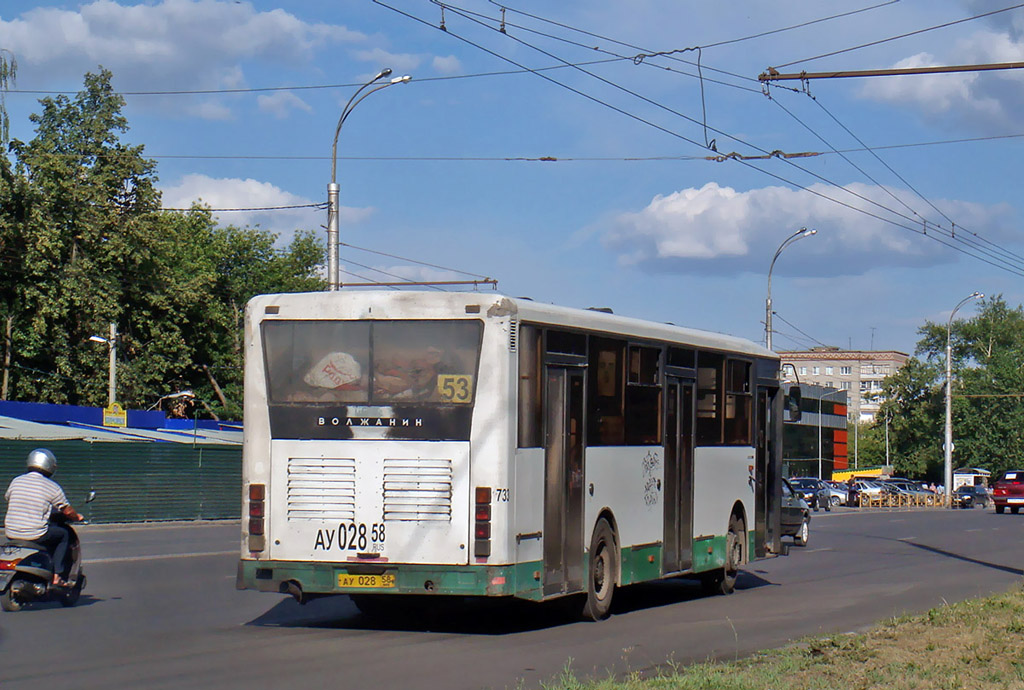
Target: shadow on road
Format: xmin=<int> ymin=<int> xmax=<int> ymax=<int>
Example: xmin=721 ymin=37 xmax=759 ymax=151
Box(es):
xmin=244 ymin=570 xmax=775 ymax=635
xmin=899 ymin=540 xmax=1023 ymax=576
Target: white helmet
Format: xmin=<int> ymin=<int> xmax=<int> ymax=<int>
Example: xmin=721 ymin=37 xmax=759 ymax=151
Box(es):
xmin=26 ymin=448 xmax=57 ymax=476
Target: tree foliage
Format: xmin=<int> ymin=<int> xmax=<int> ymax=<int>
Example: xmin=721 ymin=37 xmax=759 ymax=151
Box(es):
xmin=0 ymin=69 xmax=325 ymax=418
xmin=868 ymin=296 xmax=1024 ymax=480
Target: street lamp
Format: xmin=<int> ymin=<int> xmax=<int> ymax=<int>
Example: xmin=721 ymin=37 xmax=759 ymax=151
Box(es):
xmin=327 ymin=69 xmax=412 ymax=291
xmin=766 ymin=227 xmax=817 ymax=351
xmin=88 ymin=322 xmax=117 ymax=406
xmin=944 ymin=291 xmax=983 ymax=506
xmin=817 ymin=387 xmax=845 ymax=479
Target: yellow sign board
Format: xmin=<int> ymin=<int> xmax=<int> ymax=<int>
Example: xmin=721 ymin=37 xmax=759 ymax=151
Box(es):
xmin=103 ymin=402 xmax=127 ymax=428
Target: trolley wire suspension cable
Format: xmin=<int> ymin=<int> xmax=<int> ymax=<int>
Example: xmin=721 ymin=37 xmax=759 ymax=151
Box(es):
xmin=768 ymin=96 xmax=1024 ymax=275
xmin=772 ymin=311 xmax=831 ymax=349
xmin=805 ymin=96 xmax=1024 ymax=271
xmin=485 ymin=0 xmax=900 ymax=87
xmin=770 ymin=1 xmax=1024 ymax=71
xmin=390 ymin=1 xmax=1024 ymax=279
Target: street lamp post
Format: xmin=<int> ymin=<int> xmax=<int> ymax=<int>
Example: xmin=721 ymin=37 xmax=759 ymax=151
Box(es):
xmin=944 ymin=291 xmax=983 ymax=506
xmin=766 ymin=227 xmax=817 ymax=351
xmin=327 ymin=69 xmax=411 ymax=291
xmin=88 ymin=322 xmax=117 ymax=406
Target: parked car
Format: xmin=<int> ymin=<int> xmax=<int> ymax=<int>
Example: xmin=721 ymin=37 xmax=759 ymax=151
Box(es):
xmin=788 ymin=477 xmax=832 ymax=512
xmin=992 ymin=470 xmax=1024 ymax=514
xmin=822 ymin=481 xmax=847 ymax=507
xmin=851 ymin=479 xmax=884 ymax=498
xmin=953 ymin=484 xmax=990 ymax=509
xmin=781 ymin=479 xmax=811 ymax=546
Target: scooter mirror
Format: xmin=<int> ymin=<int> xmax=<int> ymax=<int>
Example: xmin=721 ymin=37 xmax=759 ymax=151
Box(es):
xmin=85 ymin=490 xmax=97 ymax=503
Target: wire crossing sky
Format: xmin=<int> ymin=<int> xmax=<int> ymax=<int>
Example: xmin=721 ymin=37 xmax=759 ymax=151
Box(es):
xmin=1 ymin=0 xmax=1021 ymax=354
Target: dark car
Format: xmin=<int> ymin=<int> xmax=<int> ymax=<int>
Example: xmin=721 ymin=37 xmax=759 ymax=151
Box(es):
xmin=788 ymin=477 xmax=832 ymax=512
xmin=781 ymin=479 xmax=811 ymax=546
xmin=953 ymin=484 xmax=990 ymax=509
xmin=992 ymin=470 xmax=1024 ymax=514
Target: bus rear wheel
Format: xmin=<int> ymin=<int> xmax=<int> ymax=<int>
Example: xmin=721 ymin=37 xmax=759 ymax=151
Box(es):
xmin=703 ymin=514 xmax=744 ymax=596
xmin=582 ymin=518 xmax=617 ymax=621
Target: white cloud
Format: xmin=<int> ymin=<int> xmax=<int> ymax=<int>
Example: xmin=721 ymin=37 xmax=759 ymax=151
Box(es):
xmin=432 ymin=55 xmax=462 ymax=75
xmin=861 ymin=30 xmax=1024 ymax=129
xmin=353 ymin=48 xmax=422 ymax=73
xmin=0 ymin=1 xmax=365 ymax=93
xmin=604 ymin=181 xmax=1015 ymax=277
xmin=257 ymin=91 xmax=313 ymax=119
xmin=160 ymin=174 xmax=374 ymax=242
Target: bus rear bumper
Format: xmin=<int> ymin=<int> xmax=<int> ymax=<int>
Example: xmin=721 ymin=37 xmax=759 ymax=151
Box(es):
xmin=237 ymin=559 xmax=526 ymax=599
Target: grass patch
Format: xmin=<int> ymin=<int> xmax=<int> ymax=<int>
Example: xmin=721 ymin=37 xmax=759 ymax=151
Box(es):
xmin=541 ymin=584 xmax=1024 ymax=690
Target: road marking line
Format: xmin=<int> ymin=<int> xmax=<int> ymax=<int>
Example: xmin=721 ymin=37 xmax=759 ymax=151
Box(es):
xmin=85 ymin=550 xmax=236 ymax=564
xmin=898 ymin=536 xmax=917 ymax=541
xmin=804 ymin=547 xmax=833 ymax=553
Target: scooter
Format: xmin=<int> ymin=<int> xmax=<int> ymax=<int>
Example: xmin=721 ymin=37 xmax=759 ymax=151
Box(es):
xmin=0 ymin=491 xmax=95 ymax=612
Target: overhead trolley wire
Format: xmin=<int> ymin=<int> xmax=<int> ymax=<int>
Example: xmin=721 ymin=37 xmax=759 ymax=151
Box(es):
xmin=771 ymin=1 xmax=1024 ymax=70
xmin=768 ymin=96 xmax=1024 ymax=275
xmin=389 ymin=1 xmax=1024 ymax=279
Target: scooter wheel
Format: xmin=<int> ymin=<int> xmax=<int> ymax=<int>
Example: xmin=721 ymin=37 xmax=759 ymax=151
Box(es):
xmin=59 ymin=576 xmax=85 ymax=607
xmin=1 ymin=588 xmax=23 ymax=612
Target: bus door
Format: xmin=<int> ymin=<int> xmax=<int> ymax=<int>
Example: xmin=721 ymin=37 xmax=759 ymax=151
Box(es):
xmin=543 ymin=367 xmax=585 ymax=596
xmin=663 ymin=378 xmax=695 ymax=575
xmin=753 ymin=386 xmax=774 ymax=557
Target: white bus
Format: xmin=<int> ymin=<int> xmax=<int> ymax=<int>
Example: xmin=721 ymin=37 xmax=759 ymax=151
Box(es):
xmin=236 ymin=291 xmax=784 ymax=619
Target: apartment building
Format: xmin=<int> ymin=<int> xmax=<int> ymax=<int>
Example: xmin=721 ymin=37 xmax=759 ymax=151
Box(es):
xmin=778 ymin=348 xmax=909 ymax=423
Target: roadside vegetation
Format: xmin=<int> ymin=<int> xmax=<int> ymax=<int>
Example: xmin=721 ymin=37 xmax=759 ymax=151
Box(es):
xmin=0 ymin=70 xmax=324 ymax=417
xmin=544 ymin=584 xmax=1024 ymax=690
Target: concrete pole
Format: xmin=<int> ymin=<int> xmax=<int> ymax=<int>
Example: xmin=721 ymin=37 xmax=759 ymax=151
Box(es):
xmin=945 ymin=292 xmax=982 ymax=506
xmin=108 ymin=322 xmax=117 ymax=406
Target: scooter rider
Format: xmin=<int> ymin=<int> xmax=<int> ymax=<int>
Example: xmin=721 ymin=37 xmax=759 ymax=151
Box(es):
xmin=4 ymin=449 xmax=84 ymax=586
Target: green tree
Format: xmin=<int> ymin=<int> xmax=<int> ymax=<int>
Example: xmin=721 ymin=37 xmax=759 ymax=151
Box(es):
xmin=0 ymin=69 xmax=325 ymax=416
xmin=874 ymin=357 xmax=943 ymax=479
xmin=915 ymin=296 xmax=1024 ymax=476
xmin=0 ymin=48 xmax=16 ymax=144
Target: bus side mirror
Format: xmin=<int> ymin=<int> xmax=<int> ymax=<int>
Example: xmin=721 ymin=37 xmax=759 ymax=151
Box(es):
xmin=786 ymin=387 xmax=802 ymax=422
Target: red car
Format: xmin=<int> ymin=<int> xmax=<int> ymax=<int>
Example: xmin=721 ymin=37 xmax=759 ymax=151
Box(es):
xmin=992 ymin=470 xmax=1024 ymax=514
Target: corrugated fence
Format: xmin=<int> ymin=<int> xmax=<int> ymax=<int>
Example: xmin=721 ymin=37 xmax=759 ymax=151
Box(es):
xmin=0 ymin=440 xmax=241 ymax=523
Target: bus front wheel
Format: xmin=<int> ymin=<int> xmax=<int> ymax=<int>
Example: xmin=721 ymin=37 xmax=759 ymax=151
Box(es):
xmin=582 ymin=518 xmax=617 ymax=621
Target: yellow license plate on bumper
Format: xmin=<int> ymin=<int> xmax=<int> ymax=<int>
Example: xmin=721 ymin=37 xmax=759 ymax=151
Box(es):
xmin=337 ymin=573 xmax=396 ymax=588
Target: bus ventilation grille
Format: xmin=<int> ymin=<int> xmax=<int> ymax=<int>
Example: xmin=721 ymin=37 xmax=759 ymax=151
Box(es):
xmin=509 ymin=320 xmax=518 ymax=352
xmin=382 ymin=457 xmax=453 ymax=522
xmin=286 ymin=457 xmax=356 ymax=521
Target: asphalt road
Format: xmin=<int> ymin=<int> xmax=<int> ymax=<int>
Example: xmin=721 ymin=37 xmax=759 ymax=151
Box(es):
xmin=1 ymin=507 xmax=1021 ymax=690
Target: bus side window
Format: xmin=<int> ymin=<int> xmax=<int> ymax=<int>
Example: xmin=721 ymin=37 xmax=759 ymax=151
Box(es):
xmin=696 ymin=352 xmax=724 ymax=445
xmin=724 ymin=359 xmax=752 ymax=445
xmin=625 ymin=346 xmax=662 ymax=445
xmin=517 ymin=325 xmax=543 ymax=448
xmin=587 ymin=337 xmax=625 ymax=446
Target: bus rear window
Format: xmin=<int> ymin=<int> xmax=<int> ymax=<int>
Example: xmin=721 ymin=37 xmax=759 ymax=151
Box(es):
xmin=263 ymin=320 xmax=482 ymax=405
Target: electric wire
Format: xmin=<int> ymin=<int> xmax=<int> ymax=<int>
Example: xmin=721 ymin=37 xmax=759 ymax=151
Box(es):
xmin=807 ymin=96 xmax=1024 ymax=271
xmin=769 ymin=95 xmax=1024 ymax=274
xmin=339 ymin=241 xmax=491 ymax=280
xmin=392 ymin=1 xmax=1024 ymax=278
xmin=3 ymin=58 xmax=628 ymax=96
xmin=340 ymin=256 xmax=448 ymax=291
xmin=771 ymin=2 xmax=1024 ymax=70
xmin=773 ymin=311 xmax=831 ymax=349
xmin=9 ymin=131 xmax=1024 ymax=163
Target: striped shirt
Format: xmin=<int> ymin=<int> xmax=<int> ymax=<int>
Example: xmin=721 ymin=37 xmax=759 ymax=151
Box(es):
xmin=4 ymin=471 xmax=68 ymax=540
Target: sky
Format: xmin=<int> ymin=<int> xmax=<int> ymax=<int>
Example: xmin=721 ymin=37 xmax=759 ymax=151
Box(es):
xmin=2 ymin=0 xmax=1024 ymax=355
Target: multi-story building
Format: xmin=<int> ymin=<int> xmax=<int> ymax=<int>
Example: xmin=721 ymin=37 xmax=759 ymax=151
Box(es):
xmin=783 ymin=383 xmax=848 ymax=479
xmin=778 ymin=348 xmax=909 ymax=423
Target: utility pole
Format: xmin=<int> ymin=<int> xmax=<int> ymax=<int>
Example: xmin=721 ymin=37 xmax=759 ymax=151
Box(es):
xmin=1 ymin=315 xmax=11 ymax=400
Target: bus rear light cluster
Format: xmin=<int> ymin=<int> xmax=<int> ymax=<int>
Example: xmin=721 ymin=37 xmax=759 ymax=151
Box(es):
xmin=474 ymin=486 xmax=491 ymax=558
xmin=248 ymin=483 xmax=266 ymax=553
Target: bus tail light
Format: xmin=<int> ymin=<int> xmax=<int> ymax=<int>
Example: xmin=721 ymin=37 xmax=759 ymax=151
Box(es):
xmin=248 ymin=483 xmax=266 ymax=552
xmin=474 ymin=486 xmax=491 ymax=558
